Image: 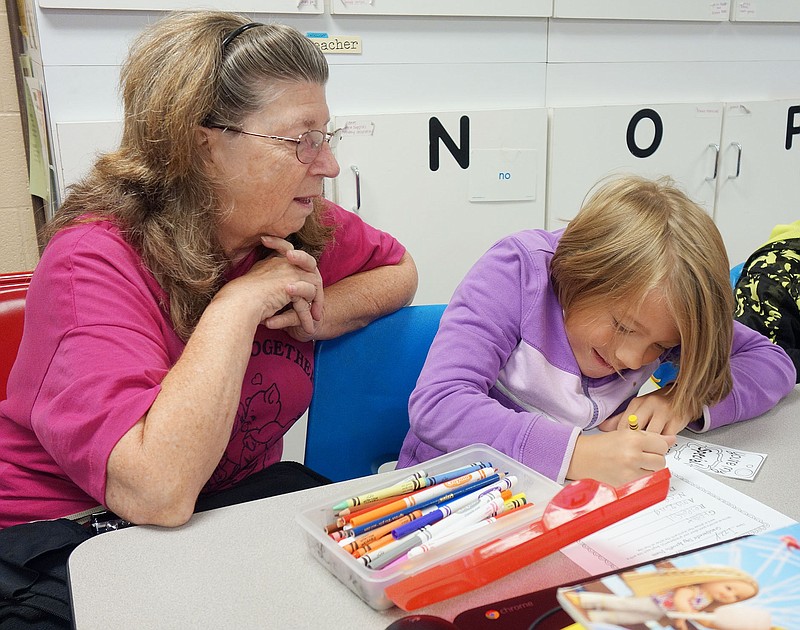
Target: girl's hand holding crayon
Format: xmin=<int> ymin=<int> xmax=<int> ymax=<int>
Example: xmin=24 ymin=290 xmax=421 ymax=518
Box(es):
xmin=567 ymin=428 xmax=675 ymax=487
xmin=599 ymin=389 xmax=693 ymax=435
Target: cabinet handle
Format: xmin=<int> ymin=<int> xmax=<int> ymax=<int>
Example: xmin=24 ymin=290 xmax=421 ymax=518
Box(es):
xmin=728 ymin=142 xmax=742 ymax=179
xmin=351 ymin=165 xmax=361 ymax=214
xmin=705 ymin=143 xmax=719 ymax=182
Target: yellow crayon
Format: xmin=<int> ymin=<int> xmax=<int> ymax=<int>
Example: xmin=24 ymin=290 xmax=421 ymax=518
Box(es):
xmin=331 ymin=475 xmax=429 ymax=511
xmin=628 ymin=414 xmax=639 ymax=430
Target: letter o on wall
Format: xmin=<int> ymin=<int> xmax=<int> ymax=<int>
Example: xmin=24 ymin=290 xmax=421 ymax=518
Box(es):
xmin=626 ymin=108 xmax=663 ymax=159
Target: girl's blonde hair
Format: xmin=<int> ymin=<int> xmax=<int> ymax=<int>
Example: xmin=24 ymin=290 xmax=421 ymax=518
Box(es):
xmin=550 ymin=174 xmax=733 ymax=419
xmin=621 ymin=565 xmax=758 ymax=599
xmin=45 ymin=11 xmax=333 ymax=340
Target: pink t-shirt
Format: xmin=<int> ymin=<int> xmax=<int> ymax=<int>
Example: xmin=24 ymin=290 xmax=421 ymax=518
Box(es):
xmin=0 ymin=202 xmax=406 ymax=528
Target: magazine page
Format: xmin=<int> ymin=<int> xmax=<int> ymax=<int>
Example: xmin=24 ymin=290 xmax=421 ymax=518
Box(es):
xmin=557 ymin=522 xmax=800 ymax=630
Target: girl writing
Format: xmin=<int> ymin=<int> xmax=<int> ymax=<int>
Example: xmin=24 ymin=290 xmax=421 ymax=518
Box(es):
xmin=398 ymin=175 xmax=795 ymax=486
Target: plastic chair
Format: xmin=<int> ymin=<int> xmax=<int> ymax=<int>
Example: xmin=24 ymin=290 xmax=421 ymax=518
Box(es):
xmin=0 ymin=272 xmax=33 ymax=401
xmin=304 ymin=303 xmax=447 ymax=482
xmin=730 ymin=261 xmax=745 ymax=288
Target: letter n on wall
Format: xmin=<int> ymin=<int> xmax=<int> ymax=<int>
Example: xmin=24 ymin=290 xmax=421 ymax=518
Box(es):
xmin=429 ymin=116 xmax=470 ymax=171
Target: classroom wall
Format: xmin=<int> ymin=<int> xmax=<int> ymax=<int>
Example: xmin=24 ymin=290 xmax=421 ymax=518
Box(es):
xmin=0 ymin=7 xmax=37 ymax=274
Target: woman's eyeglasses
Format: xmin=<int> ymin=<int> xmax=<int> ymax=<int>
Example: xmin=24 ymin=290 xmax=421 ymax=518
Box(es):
xmin=208 ymin=125 xmax=343 ymax=164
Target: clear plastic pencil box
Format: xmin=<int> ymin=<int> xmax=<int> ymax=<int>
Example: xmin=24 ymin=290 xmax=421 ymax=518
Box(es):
xmin=295 ymin=443 xmax=670 ymax=611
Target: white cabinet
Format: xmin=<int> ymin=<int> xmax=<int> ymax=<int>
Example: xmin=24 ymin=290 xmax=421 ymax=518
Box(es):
xmin=731 ymin=1 xmax=800 ymax=23
xmin=547 ymin=103 xmax=723 ymax=228
xmin=53 ymin=121 xmax=122 ymax=199
xmin=714 ymin=99 xmax=800 ymax=264
xmin=37 ymin=0 xmax=322 ymax=11
xmin=331 ymin=109 xmax=548 ymax=304
xmin=547 ymin=99 xmax=800 ymax=266
xmin=552 ymin=0 xmax=730 ymax=21
xmin=329 ymin=0 xmax=551 ymax=17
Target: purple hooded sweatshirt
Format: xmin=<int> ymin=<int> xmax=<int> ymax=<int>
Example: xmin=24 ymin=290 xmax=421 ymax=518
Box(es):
xmin=398 ymin=229 xmax=795 ymax=483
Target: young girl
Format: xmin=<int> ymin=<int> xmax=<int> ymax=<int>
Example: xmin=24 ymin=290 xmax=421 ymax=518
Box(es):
xmin=398 ymin=175 xmax=795 ymax=486
xmin=565 ymin=565 xmax=759 ymax=630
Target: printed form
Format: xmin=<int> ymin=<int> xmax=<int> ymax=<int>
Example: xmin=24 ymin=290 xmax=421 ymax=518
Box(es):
xmin=561 ymin=459 xmax=796 ymax=575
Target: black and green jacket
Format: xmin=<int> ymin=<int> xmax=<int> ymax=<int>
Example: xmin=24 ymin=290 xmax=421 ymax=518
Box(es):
xmin=734 ymin=221 xmax=800 ymax=383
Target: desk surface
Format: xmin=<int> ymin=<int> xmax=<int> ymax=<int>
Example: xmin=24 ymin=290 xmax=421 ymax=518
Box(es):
xmin=68 ymin=387 xmax=800 ymax=629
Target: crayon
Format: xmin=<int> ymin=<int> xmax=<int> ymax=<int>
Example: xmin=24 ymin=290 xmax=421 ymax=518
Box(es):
xmin=352 ymin=532 xmax=396 ymax=558
xmin=360 ymin=529 xmax=427 ymax=569
xmin=501 ymin=494 xmax=527 ymax=512
xmin=496 ymin=502 xmax=534 ymax=519
xmin=347 ymin=467 xmax=498 ymax=528
xmin=324 ymin=521 xmax=342 ymax=535
xmin=628 ymin=414 xmax=639 ymax=430
xmin=335 ymin=489 xmax=423 ymax=526
xmin=331 ymin=473 xmax=431 ymax=511
xmin=422 ymin=461 xmax=493 ymax=486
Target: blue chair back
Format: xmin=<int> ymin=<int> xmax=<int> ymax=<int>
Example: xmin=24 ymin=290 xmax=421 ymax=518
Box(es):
xmin=730 ymin=262 xmax=745 ymax=288
xmin=305 ymin=304 xmax=447 ymax=482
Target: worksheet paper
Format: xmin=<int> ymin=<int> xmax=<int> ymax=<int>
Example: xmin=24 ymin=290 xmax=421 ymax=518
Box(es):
xmin=561 ymin=460 xmax=796 ymax=575
xmin=666 ymin=434 xmax=767 ymax=481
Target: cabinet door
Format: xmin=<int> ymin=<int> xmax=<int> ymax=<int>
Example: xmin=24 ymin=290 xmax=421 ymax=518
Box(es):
xmin=547 ymin=103 xmax=723 ymax=229
xmin=714 ymin=100 xmax=800 ymax=265
xmin=53 ymin=120 xmax=122 ymax=200
xmin=552 ymin=0 xmax=730 ymax=21
xmin=332 ymin=109 xmax=548 ymax=304
xmin=330 ymin=0 xmax=551 ymax=17
xmin=731 ymin=1 xmax=800 ymax=22
xmin=37 ymin=0 xmax=322 ymax=11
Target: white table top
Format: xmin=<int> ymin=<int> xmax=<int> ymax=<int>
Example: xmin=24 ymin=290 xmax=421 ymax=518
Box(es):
xmin=68 ymin=387 xmax=800 ymax=629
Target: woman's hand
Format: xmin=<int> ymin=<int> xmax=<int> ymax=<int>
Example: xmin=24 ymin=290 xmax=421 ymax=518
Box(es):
xmin=598 ymin=389 xmax=692 ymax=435
xmin=258 ymin=235 xmax=325 ymax=341
xmin=567 ymin=426 xmax=675 ymax=486
xmin=215 ymin=235 xmax=323 ymax=339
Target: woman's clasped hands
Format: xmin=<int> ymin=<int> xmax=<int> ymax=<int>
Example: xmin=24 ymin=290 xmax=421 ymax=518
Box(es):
xmin=218 ymin=234 xmax=325 ymax=342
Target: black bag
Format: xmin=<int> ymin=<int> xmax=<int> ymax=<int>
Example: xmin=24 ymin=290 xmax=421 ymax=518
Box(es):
xmin=0 ymin=518 xmax=91 ymax=629
xmin=195 ymin=460 xmax=331 ymax=512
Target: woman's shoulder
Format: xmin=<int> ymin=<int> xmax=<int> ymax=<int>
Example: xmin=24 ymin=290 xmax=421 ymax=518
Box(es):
xmin=45 ymin=217 xmax=131 ymax=258
xmin=38 ymin=218 xmax=153 ymax=292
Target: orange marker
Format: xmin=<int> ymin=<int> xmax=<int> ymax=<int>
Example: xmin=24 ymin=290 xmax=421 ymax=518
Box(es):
xmin=338 ymin=509 xmax=424 ymax=553
xmin=352 ymin=532 xmax=396 ymax=558
xmin=336 ymin=488 xmax=424 ymax=523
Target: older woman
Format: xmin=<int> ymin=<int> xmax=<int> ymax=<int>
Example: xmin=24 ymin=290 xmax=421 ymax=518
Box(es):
xmin=0 ymin=11 xmax=416 ymax=530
